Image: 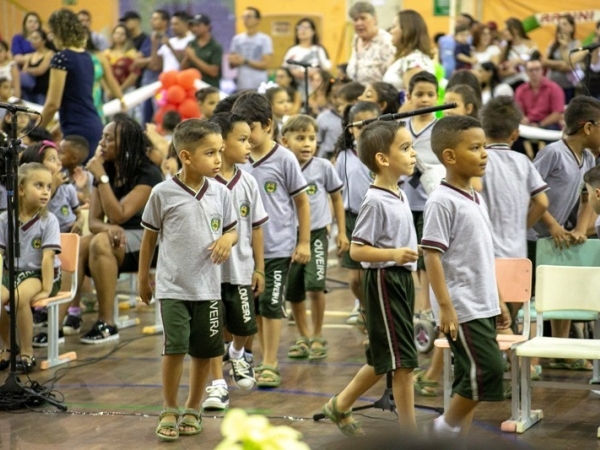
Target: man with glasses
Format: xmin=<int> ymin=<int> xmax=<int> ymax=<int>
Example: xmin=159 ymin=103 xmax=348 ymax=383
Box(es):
xmin=228 ymin=7 xmax=273 ymax=91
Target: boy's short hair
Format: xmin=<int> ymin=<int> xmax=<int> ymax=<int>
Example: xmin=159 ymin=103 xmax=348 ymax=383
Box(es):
xmin=408 ymin=71 xmax=439 ymax=94
xmin=172 ymin=118 xmax=221 ymax=155
xmin=25 ymin=127 xmax=53 ymax=143
xmin=447 ymin=70 xmax=482 ymax=102
xmin=564 ymin=96 xmax=600 ymax=135
xmin=162 ymin=110 xmax=182 ymax=133
xmin=447 ymin=84 xmax=481 ymax=118
xmin=584 ymin=165 xmax=600 ymax=189
xmin=281 ymin=114 xmax=318 ymax=135
xmin=196 ymin=86 xmax=219 ymax=103
xmin=431 ymin=115 xmax=482 ymax=162
xmin=357 ymin=121 xmax=406 ymax=174
xmin=213 ymin=92 xmax=242 ymax=115
xmin=479 ymin=96 xmax=523 ymax=140
xmin=337 ymin=81 xmax=365 ymax=103
xmin=62 ymin=135 xmax=90 ymax=158
xmin=232 ymin=92 xmax=272 ymax=127
xmin=209 ymin=112 xmax=250 ymax=138
xmin=455 ymin=23 xmax=470 ymax=34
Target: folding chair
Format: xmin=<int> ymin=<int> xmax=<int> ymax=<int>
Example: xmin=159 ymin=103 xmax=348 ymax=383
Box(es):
xmin=31 ymin=233 xmax=79 ymax=370
xmin=434 ymin=258 xmax=532 ymax=412
xmin=501 ymin=265 xmax=600 ymax=436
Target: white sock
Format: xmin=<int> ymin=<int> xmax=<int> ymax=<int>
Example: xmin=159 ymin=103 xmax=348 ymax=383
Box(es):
xmin=229 ymin=344 xmax=244 ymax=360
xmin=434 ymin=416 xmax=460 ymax=434
xmin=212 ymin=379 xmax=227 ymax=388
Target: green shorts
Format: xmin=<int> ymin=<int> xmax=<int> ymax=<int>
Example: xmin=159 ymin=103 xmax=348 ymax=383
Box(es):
xmin=363 ymin=266 xmax=418 ymax=375
xmin=341 ymin=211 xmax=362 ymax=270
xmin=221 ymin=283 xmax=258 ymax=337
xmin=160 ymin=299 xmax=224 ymax=359
xmin=2 ymin=269 xmax=61 ymax=298
xmin=286 ymin=227 xmax=328 ymax=302
xmin=412 ymin=211 xmax=425 ymax=271
xmin=445 ymin=317 xmax=504 ymax=402
xmin=256 ymin=257 xmax=290 ymax=319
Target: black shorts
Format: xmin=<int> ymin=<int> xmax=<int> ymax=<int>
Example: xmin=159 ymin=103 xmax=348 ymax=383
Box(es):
xmin=286 ymin=227 xmax=328 ymax=302
xmin=341 ymin=211 xmax=362 ymax=270
xmin=412 ymin=211 xmax=425 ymax=271
xmin=221 ymin=283 xmax=258 ymax=336
xmin=255 ymin=257 xmax=291 ymax=319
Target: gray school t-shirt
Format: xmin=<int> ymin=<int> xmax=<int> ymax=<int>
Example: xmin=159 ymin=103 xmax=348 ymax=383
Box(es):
xmin=240 ymin=144 xmax=308 ymax=259
xmin=481 ymin=144 xmax=548 ymax=258
xmin=141 ymin=177 xmax=237 ymax=301
xmin=351 ymin=186 xmax=418 ymax=271
xmin=527 ymin=140 xmax=595 ymax=241
xmin=301 ymin=157 xmax=343 ymax=230
xmin=48 ymin=183 xmax=80 ymax=233
xmin=316 ymin=109 xmax=343 ymax=158
xmin=230 ymin=32 xmax=273 ymax=90
xmin=422 ymin=182 xmax=500 ymax=323
xmin=0 ymin=212 xmax=61 ymax=271
xmin=215 ymin=168 xmax=269 ymax=285
xmin=403 ymin=118 xmax=439 ymax=212
xmin=334 ymin=149 xmax=373 ymax=214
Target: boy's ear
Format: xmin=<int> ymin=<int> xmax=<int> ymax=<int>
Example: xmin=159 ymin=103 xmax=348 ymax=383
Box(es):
xmin=508 ymin=128 xmax=520 ymax=142
xmin=465 ymin=103 xmax=474 ymax=116
xmin=442 ymin=148 xmax=456 ymax=165
xmin=178 ymin=149 xmax=190 ymax=165
xmin=264 ymin=118 xmax=273 ymax=134
xmin=595 ymin=187 xmax=600 ymax=202
xmin=375 ymin=151 xmax=389 ymax=167
xmin=281 ymin=135 xmax=289 ymax=147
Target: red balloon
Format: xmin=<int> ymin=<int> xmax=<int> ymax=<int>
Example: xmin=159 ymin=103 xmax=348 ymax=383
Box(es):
xmin=154 ymin=104 xmax=178 ymax=125
xmin=186 ymin=87 xmax=198 ymax=99
xmin=166 ymin=85 xmax=186 ymax=104
xmin=178 ymin=98 xmax=201 ymax=119
xmin=177 ymin=68 xmax=201 ymax=90
xmin=159 ymin=71 xmax=178 ymax=89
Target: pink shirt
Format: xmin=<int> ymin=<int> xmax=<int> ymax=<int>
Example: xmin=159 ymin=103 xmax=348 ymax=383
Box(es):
xmin=515 ymin=78 xmax=565 ymax=124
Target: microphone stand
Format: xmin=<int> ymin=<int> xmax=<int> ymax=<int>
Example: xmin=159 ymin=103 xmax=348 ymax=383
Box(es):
xmin=0 ymin=109 xmax=66 ymax=411
xmin=302 ymin=66 xmax=310 ymax=115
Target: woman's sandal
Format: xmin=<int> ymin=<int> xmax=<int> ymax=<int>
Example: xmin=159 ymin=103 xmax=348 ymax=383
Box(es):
xmin=308 ymin=337 xmax=328 ymax=360
xmin=257 ymin=364 xmax=281 ymax=388
xmin=156 ymin=408 xmax=180 ymax=441
xmin=413 ymin=369 xmax=438 ymax=397
xmin=19 ymin=355 xmax=36 ymax=373
xmin=287 ymin=336 xmax=310 ymax=359
xmin=178 ymin=408 xmax=203 ymax=436
xmin=322 ymin=395 xmax=364 ymax=437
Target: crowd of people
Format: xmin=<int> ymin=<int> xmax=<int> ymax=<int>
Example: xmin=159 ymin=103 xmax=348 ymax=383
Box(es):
xmin=0 ymin=2 xmax=599 ymax=444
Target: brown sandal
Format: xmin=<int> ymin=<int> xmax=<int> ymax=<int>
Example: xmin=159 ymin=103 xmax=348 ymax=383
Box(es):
xmin=322 ymin=395 xmax=364 ymax=436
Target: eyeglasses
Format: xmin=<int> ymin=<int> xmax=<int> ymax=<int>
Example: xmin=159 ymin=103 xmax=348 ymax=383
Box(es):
xmin=525 ymin=67 xmax=543 ymax=73
xmin=241 ymin=14 xmax=256 ymax=19
xmin=296 ymin=25 xmax=312 ymax=31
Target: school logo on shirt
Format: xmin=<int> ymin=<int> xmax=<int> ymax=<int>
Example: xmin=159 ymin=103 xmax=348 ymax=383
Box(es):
xmin=264 ymin=181 xmax=277 ymax=194
xmin=31 ymin=237 xmax=42 ymax=249
xmin=61 ymin=206 xmax=69 ymax=216
xmin=210 ymin=216 xmax=222 ymax=232
xmin=307 ymin=183 xmax=318 ymax=196
xmin=240 ymin=202 xmax=250 ymax=218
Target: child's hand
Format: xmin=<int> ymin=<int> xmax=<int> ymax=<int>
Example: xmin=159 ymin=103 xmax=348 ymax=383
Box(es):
xmin=31 ymin=290 xmax=50 ymax=302
xmin=392 ymin=247 xmax=419 ymax=265
xmin=568 ymin=230 xmax=587 ymax=245
xmin=497 ymin=302 xmax=512 ymax=330
xmin=439 ymin=304 xmax=459 ymax=341
xmin=137 ymin=278 xmax=153 ymax=305
xmin=70 ymin=219 xmax=84 ymax=235
xmin=252 ymin=270 xmax=265 ymax=297
xmin=292 ymin=242 xmax=311 ymax=265
xmin=208 ymin=234 xmax=235 ymax=264
xmin=52 ymin=171 xmax=68 ymax=190
xmin=548 ymin=224 xmax=571 ymax=249
xmin=72 ymin=167 xmax=89 ymax=189
xmin=336 ymin=233 xmax=350 ymax=257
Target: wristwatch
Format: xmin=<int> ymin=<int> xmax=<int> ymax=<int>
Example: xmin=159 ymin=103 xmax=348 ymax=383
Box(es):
xmin=99 ymin=175 xmax=110 ymax=184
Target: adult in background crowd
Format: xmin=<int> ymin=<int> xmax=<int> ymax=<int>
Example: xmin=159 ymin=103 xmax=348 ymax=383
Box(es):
xmin=182 ymin=14 xmax=222 ymax=89
xmin=383 ymin=9 xmax=434 ymax=91
xmin=11 ymin=12 xmax=41 ymax=65
xmin=155 ymin=11 xmax=194 ymax=73
xmin=120 ymin=11 xmax=147 ymax=51
xmin=437 ymin=13 xmax=475 ymax=78
xmin=346 ymin=1 xmax=395 ymax=84
xmin=229 ymin=7 xmax=273 ymax=91
xmin=590 ymin=20 xmax=600 ymax=100
xmin=39 ymin=8 xmax=102 ymax=161
xmin=104 ymin=25 xmax=140 ymax=95
xmin=77 ymin=9 xmax=109 ymax=51
xmin=21 ymin=29 xmax=54 ymax=105
xmin=471 ymin=23 xmax=501 ymax=68
xmin=498 ymin=18 xmax=537 ymax=90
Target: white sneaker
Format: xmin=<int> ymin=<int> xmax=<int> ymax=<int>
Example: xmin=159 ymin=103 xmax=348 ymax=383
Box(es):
xmin=230 ymin=356 xmax=256 ymax=390
xmin=432 ymin=416 xmax=460 ymax=439
xmin=202 ymin=385 xmax=229 ymax=410
xmin=346 ymin=300 xmax=360 ymax=325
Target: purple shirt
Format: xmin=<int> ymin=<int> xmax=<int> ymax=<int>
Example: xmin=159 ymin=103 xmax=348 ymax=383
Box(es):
xmin=515 ymin=78 xmax=565 ymax=124
xmin=11 ymin=34 xmax=34 ymax=56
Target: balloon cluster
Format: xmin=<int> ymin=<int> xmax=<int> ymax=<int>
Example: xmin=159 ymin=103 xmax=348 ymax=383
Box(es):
xmin=155 ymin=69 xmax=202 ymax=124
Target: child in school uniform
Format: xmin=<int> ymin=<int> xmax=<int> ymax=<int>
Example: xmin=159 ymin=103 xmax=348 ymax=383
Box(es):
xmin=422 ymin=115 xmax=511 ymax=437
xmin=138 ymin=119 xmax=238 ymax=441
xmin=282 ymin=114 xmax=348 ymax=361
xmin=323 ymin=120 xmax=419 ymax=435
xmin=232 ymin=92 xmax=311 ymax=388
xmin=526 ymin=96 xmax=599 ymax=361
xmin=201 ymin=112 xmax=269 ymax=411
xmin=584 ymin=165 xmax=600 ymax=226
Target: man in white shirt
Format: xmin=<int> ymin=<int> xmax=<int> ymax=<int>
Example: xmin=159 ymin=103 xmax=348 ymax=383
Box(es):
xmin=154 ymin=11 xmax=195 ymax=73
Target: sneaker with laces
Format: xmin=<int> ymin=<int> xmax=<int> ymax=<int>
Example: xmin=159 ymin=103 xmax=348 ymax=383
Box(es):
xmin=33 ymin=309 xmax=48 ymax=329
xmin=63 ymin=314 xmax=83 ymax=335
xmin=231 ymin=356 xmax=256 ymax=390
xmin=80 ymin=320 xmax=119 ymax=344
xmin=202 ymin=385 xmax=229 ymax=410
xmin=33 ymin=330 xmax=65 ymax=348
xmin=222 ymin=342 xmax=231 ymax=365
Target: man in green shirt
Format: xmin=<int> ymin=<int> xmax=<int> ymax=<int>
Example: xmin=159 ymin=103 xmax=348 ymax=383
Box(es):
xmin=182 ymin=14 xmax=223 ymax=88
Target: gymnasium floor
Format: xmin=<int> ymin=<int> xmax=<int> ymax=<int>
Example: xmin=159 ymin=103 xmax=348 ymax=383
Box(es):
xmin=1 ymin=266 xmax=600 ymax=449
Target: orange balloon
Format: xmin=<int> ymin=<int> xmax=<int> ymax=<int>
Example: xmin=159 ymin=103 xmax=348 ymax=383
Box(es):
xmin=176 ymin=69 xmax=201 ymax=90
xmin=178 ymin=98 xmax=201 ymax=119
xmin=166 ymin=85 xmax=186 ymax=104
xmin=186 ymin=87 xmax=198 ymax=99
xmin=159 ymin=71 xmax=178 ymax=89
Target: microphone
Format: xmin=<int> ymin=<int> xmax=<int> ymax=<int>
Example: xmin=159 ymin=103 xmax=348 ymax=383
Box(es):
xmin=285 ymin=59 xmax=318 ymax=68
xmin=347 ymin=103 xmax=457 ymax=128
xmin=0 ymin=102 xmax=41 ymax=114
xmin=570 ymin=42 xmax=600 ymax=53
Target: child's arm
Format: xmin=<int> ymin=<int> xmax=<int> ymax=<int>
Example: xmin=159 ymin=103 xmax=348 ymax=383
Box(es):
xmin=208 ymin=229 xmax=238 ymax=265
xmin=292 ymin=192 xmax=311 ymax=264
xmin=570 ymin=192 xmax=593 ymax=244
xmin=526 ymin=192 xmax=549 ymax=229
xmin=423 ymin=249 xmax=458 ymax=340
xmin=138 ymin=228 xmax=158 ymax=305
xmin=330 ymin=191 xmax=349 ymax=256
xmin=350 ymin=242 xmax=418 ymax=265
xmin=251 ymin=227 xmax=265 ymax=297
xmin=456 ymin=52 xmax=477 ymax=65
xmin=31 ymin=250 xmax=56 ymax=302
xmin=539 ymin=211 xmax=572 ymax=249
xmin=69 ymin=207 xmax=85 ymax=235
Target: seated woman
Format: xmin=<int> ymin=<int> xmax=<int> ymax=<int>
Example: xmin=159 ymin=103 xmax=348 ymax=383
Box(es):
xmin=75 ymin=117 xmax=163 ymax=344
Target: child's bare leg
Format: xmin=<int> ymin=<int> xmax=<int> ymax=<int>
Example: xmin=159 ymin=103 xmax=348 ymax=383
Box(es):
xmin=424 ymin=344 xmax=443 ymax=383
xmin=414 ymin=270 xmax=431 ymax=312
xmin=309 ymin=290 xmax=325 ymax=338
xmin=184 ymin=356 xmax=211 ymax=433
xmin=290 ymin=301 xmax=309 ymax=337
xmin=444 ymin=394 xmax=478 ymax=428
xmin=159 ymin=353 xmax=185 ymax=438
xmin=254 ymin=316 xmax=263 ymax=353
xmin=393 ymin=368 xmax=417 ymax=431
xmin=348 ymin=269 xmax=364 ymax=308
xmin=261 ymin=317 xmax=282 ymax=367
xmin=16 ymin=278 xmax=42 ymax=357
xmin=208 ymin=356 xmax=224 ymax=383
xmin=551 ymin=319 xmax=570 ymax=338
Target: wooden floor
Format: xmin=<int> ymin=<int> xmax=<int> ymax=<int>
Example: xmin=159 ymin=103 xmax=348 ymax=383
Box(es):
xmin=2 ymin=266 xmax=600 ymax=449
